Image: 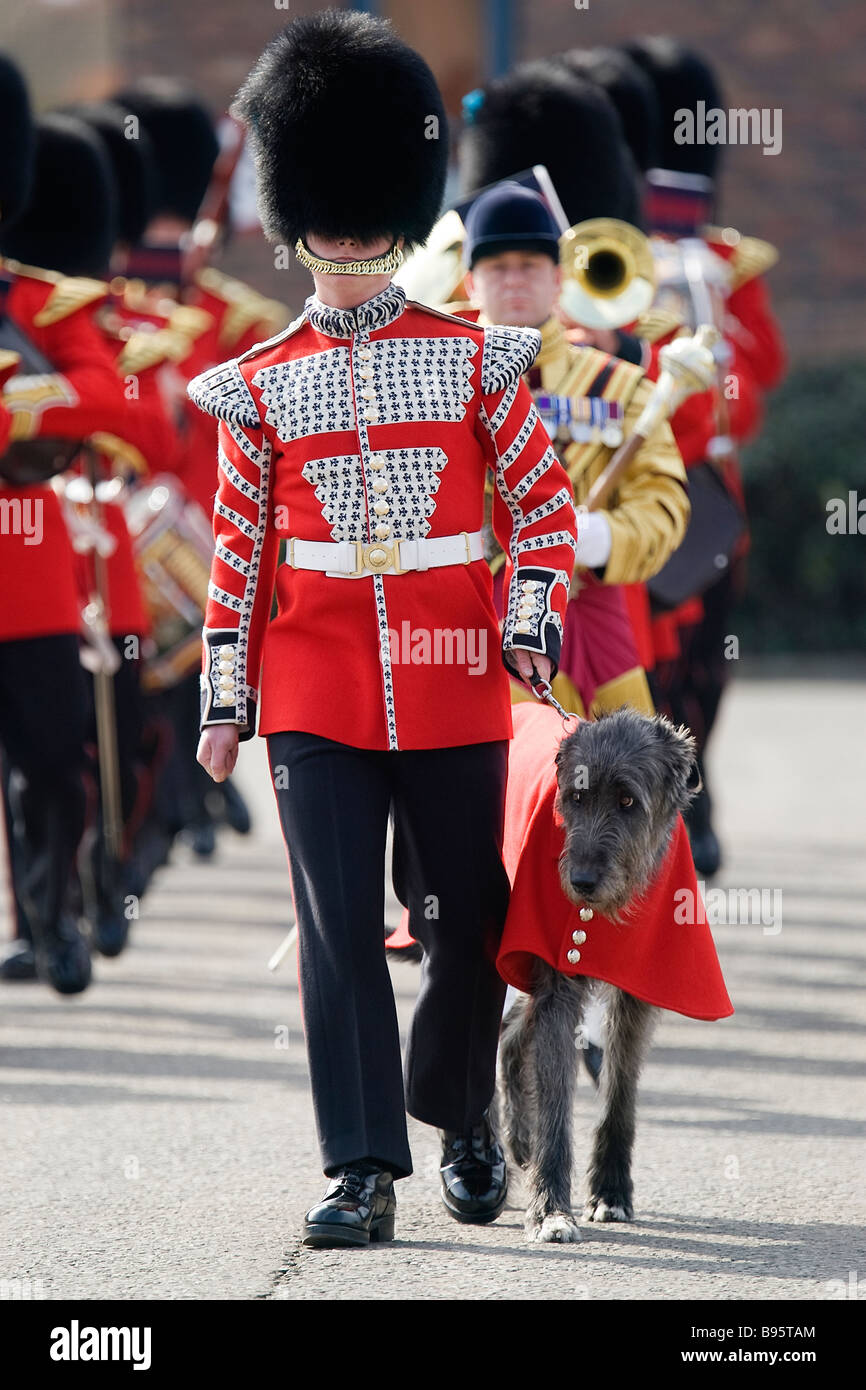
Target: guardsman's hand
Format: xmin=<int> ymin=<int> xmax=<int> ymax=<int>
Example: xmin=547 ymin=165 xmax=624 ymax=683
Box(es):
xmin=197 ymin=726 xmax=240 ymax=783
xmin=508 ymin=651 xmax=554 ymax=687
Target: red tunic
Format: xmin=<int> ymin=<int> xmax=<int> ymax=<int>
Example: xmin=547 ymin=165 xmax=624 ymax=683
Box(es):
xmin=188 ymin=285 xmax=578 ymax=752
xmin=497 ymin=703 xmax=733 ymax=1020
xmin=0 ymin=265 xmax=130 ymax=641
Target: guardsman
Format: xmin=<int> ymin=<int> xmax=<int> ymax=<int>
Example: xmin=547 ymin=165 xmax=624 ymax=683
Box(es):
xmin=456 ymin=66 xmax=691 ymax=716
xmin=110 ymin=77 xmax=272 ymax=854
xmin=621 ymin=36 xmax=786 ymax=874
xmin=190 ymin=11 xmax=577 ymax=1246
xmin=459 ymin=184 xmax=689 ymax=718
xmin=0 ymin=95 xmax=132 ymax=992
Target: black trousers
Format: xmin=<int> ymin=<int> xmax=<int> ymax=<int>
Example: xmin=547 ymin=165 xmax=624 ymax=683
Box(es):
xmin=267 ymin=731 xmax=510 ymax=1180
xmin=0 ymin=634 xmax=88 ymax=939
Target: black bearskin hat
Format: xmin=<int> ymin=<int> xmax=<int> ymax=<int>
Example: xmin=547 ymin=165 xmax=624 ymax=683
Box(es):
xmin=620 ymin=37 xmax=724 ymax=178
xmin=0 ymin=53 xmax=36 ymax=229
xmin=233 ymin=9 xmax=449 ymax=250
xmin=112 ymin=78 xmax=218 ymax=223
xmin=557 ymin=47 xmax=660 ymax=174
xmin=0 ymin=114 xmax=117 ymax=276
xmin=460 ymin=61 xmax=641 ymax=229
xmin=59 ymin=102 xmax=157 ymax=246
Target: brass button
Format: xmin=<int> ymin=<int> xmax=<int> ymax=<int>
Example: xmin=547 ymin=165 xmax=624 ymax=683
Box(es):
xmin=359 ymin=368 xmax=374 ymax=380
xmin=372 ymin=480 xmax=389 ymax=494
xmin=375 ymin=523 xmax=391 ymax=540
xmin=373 ymin=501 xmax=390 ymax=517
xmin=572 ymin=930 xmax=586 ymax=945
xmin=518 ymin=605 xmax=534 ymax=619
xmin=361 ymin=388 xmax=376 ymax=400
xmin=367 ymin=547 xmax=389 ymax=568
xmin=579 ymin=906 xmax=594 ymax=922
xmin=515 ymin=620 xmax=531 ymax=634
xmin=218 ymin=644 xmax=234 ymax=658
xmin=370 ymin=457 xmax=385 ymax=471
xmin=566 ymin=949 xmax=581 ymax=964
xmin=358 ymin=348 xmax=373 ymax=361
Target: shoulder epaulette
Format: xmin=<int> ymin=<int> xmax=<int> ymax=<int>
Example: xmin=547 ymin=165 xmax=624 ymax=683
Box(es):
xmin=0 ymin=257 xmax=60 ymax=286
xmin=195 ymin=266 xmax=290 ymax=349
xmin=32 ymin=276 xmax=108 ymax=326
xmin=0 ymin=349 xmax=21 ymax=380
xmin=729 ymin=236 xmax=779 ymax=289
xmin=635 ymin=307 xmax=684 ymax=344
xmin=117 ymin=328 xmax=179 ymax=375
xmin=704 ymin=226 xmax=779 ymax=289
xmin=169 ymin=304 xmax=214 ymax=342
xmin=187 ymin=357 xmax=260 ymax=427
xmin=480 ymin=324 xmax=540 ymax=394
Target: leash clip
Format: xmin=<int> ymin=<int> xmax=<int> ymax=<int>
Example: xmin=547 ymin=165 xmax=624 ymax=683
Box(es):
xmin=529 ymin=670 xmax=577 ymax=730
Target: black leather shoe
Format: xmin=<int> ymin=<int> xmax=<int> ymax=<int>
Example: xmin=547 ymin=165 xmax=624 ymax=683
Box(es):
xmin=34 ymin=915 xmax=92 ymax=996
xmin=220 ymin=780 xmax=252 ymax=836
xmin=686 ymin=786 xmax=722 ymax=877
xmin=440 ymin=1111 xmax=507 ymax=1224
xmin=303 ymin=1164 xmax=396 ymax=1248
xmin=0 ymin=940 xmax=38 ymax=981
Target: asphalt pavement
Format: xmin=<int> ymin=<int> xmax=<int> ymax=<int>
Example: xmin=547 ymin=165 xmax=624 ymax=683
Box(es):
xmin=1 ymin=673 xmax=864 ymax=1301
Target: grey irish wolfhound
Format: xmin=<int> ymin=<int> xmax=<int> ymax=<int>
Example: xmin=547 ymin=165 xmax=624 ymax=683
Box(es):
xmin=499 ymin=707 xmax=697 ymax=1243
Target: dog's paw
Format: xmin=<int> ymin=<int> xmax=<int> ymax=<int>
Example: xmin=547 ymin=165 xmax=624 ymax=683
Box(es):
xmin=583 ymin=1196 xmax=632 ymax=1223
xmin=526 ymin=1211 xmax=582 ymax=1243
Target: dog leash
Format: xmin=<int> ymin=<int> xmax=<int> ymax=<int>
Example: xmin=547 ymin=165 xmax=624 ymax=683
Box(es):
xmin=529 ymin=670 xmax=578 ymax=730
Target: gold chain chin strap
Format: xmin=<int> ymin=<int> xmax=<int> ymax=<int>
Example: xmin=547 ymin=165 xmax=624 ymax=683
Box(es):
xmin=294 ymin=239 xmax=404 ymax=276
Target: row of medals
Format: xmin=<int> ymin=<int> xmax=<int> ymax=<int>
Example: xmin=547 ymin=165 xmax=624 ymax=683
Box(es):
xmin=537 ymin=395 xmax=624 ymax=450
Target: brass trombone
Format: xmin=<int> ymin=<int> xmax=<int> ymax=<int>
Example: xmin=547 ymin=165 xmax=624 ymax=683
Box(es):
xmin=558 ymin=218 xmax=656 ymax=331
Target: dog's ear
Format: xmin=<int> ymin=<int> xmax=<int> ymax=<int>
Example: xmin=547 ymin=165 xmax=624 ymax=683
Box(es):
xmin=650 ymin=716 xmax=698 ymax=813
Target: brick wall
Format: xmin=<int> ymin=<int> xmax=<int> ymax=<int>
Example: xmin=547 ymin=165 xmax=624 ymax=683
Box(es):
xmin=2 ymin=0 xmax=859 ymax=366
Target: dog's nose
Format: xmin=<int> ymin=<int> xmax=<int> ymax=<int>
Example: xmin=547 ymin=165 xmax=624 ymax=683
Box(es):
xmin=569 ymin=872 xmax=597 ymax=897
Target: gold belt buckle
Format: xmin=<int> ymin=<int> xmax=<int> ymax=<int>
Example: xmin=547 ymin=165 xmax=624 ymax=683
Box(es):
xmin=350 ymin=539 xmax=403 ymax=575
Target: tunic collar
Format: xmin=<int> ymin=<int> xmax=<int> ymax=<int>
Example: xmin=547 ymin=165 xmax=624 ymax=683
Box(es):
xmin=304 ymin=283 xmax=407 ymax=339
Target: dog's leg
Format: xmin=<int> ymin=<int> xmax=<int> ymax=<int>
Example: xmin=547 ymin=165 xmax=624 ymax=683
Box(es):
xmin=585 ymin=986 xmax=657 ymax=1223
xmin=499 ymin=991 xmax=536 ymax=1171
xmin=524 ymin=965 xmax=588 ymax=1243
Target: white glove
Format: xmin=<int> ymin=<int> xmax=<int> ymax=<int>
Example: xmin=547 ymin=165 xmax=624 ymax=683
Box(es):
xmin=574 ymin=510 xmax=612 ymax=569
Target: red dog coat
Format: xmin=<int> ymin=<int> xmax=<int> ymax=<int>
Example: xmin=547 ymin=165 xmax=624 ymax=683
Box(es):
xmin=497 ymin=703 xmax=733 ymax=1020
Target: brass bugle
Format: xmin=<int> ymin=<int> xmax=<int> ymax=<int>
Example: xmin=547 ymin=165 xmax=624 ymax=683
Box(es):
xmin=559 ymin=218 xmax=656 ymax=331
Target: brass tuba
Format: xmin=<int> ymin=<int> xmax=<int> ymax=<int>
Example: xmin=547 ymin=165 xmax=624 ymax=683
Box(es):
xmin=559 ymin=218 xmax=656 ymax=331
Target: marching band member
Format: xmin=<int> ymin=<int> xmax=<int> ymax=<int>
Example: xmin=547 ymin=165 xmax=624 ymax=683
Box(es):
xmin=190 ymin=10 xmax=577 ymax=1246
xmin=0 ymin=95 xmax=131 ymax=992
xmin=622 ymin=36 xmax=786 ymax=873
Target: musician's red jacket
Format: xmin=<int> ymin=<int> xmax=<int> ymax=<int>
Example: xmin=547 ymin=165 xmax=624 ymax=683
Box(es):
xmin=188 ymin=283 xmax=578 ymax=751
xmin=0 ymin=262 xmax=129 ymax=641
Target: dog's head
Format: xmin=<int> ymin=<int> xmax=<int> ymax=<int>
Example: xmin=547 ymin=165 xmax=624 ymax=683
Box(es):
xmin=554 ymin=707 xmax=697 ymax=918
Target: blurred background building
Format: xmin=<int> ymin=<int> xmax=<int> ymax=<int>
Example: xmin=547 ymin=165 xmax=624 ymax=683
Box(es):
xmin=1 ymin=0 xmax=861 ymax=365
xmin=2 ymin=0 xmax=863 ymax=653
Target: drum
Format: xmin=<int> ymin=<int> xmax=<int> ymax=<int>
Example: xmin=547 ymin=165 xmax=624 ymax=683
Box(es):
xmin=122 ymin=475 xmax=213 ymax=692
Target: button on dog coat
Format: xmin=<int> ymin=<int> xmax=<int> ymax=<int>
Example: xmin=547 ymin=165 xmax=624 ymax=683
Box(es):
xmin=497 ymin=703 xmax=734 ymax=1021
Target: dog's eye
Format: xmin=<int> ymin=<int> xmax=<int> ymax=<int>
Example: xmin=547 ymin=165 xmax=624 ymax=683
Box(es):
xmin=619 ymin=795 xmax=634 ymax=810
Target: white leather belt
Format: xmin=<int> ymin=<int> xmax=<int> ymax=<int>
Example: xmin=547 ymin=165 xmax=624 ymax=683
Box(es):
xmin=286 ymin=530 xmax=485 ymax=578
